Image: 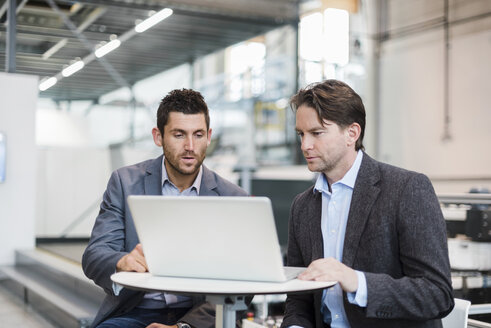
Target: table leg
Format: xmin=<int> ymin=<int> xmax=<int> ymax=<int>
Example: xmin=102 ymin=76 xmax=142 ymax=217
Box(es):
xmin=207 ymin=295 xmax=248 ymax=328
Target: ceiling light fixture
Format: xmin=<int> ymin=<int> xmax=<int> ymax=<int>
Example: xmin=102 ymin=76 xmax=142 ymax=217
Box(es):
xmin=95 ymin=39 xmax=121 ymax=58
xmin=39 ymin=77 xmax=58 ymax=91
xmin=135 ymin=8 xmax=173 ymax=33
xmin=39 ymin=6 xmax=174 ymax=93
xmin=62 ymin=60 xmax=85 ymax=77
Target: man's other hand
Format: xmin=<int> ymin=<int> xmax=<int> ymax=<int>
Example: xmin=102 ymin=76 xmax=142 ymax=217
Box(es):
xmin=116 ymin=243 xmax=148 ymax=272
xmin=298 ymin=257 xmax=358 ymax=292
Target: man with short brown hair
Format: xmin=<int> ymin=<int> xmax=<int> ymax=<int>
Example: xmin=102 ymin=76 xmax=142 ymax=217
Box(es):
xmin=83 ymin=89 xmax=246 ymax=328
xmin=282 ymin=80 xmax=454 ymax=328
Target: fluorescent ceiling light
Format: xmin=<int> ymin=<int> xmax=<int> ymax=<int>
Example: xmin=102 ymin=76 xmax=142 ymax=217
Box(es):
xmin=135 ymin=8 xmax=173 ymax=33
xmin=39 ymin=77 xmax=58 ymax=91
xmin=95 ymin=39 xmax=121 ymax=58
xmin=62 ymin=60 xmax=85 ymax=77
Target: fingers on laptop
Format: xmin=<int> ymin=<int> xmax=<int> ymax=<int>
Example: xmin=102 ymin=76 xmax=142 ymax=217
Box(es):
xmin=298 ymin=257 xmax=358 ymax=292
xmin=116 ymin=243 xmax=148 ymax=272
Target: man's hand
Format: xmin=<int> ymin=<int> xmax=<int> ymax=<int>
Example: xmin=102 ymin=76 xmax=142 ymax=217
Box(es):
xmin=116 ymin=243 xmax=148 ymax=272
xmin=146 ymin=324 xmax=177 ymax=328
xmin=298 ymin=257 xmax=358 ymax=293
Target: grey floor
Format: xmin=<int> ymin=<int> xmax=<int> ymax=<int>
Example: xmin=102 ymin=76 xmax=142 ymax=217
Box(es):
xmin=0 ymin=285 xmax=55 ymax=328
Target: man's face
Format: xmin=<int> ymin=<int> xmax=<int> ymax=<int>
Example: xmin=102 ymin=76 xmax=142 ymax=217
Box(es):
xmin=295 ymin=105 xmax=352 ymax=176
xmin=153 ymin=112 xmax=211 ymax=177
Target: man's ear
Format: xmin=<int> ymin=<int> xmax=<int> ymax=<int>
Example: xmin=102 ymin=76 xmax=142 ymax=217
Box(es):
xmin=346 ymin=123 xmax=361 ymax=147
xmin=207 ymin=128 xmax=213 ymax=146
xmin=152 ymin=127 xmax=163 ymax=147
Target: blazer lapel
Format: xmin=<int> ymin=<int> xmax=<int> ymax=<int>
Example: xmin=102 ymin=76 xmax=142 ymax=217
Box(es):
xmin=144 ymin=155 xmax=164 ymax=195
xmin=309 ymin=190 xmax=324 ymax=261
xmin=342 ymin=153 xmax=380 ymax=267
xmin=198 ymin=165 xmax=219 ymax=196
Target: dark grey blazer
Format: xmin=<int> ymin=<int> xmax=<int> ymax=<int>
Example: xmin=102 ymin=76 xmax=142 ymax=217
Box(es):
xmin=82 ymin=155 xmax=247 ymax=327
xmin=282 ymin=153 xmax=454 ymax=328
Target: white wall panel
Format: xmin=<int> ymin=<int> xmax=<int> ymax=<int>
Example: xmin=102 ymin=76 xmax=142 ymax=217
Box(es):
xmin=35 ymin=147 xmax=111 ymax=237
xmin=379 ymin=29 xmax=444 ymax=169
xmin=378 ymin=1 xmax=491 ymax=193
xmin=0 ymin=72 xmax=38 ymax=265
xmin=388 ymin=0 xmax=443 ymax=31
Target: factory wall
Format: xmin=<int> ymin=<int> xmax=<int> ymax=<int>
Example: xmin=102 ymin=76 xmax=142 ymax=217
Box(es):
xmin=378 ymin=0 xmax=491 ymax=192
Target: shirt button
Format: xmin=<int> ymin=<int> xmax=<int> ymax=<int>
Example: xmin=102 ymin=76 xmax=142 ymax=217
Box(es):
xmin=335 ymin=314 xmax=340 ymax=319
xmin=331 ymin=229 xmax=336 ymax=233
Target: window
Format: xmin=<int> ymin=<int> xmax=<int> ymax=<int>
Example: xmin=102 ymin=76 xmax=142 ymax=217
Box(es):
xmin=299 ymin=8 xmax=350 ymax=84
xmin=227 ymin=41 xmax=266 ymax=101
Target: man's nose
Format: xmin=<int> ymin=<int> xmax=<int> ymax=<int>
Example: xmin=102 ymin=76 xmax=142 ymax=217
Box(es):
xmin=301 ymin=136 xmax=313 ymax=152
xmin=184 ymin=136 xmax=194 ymax=151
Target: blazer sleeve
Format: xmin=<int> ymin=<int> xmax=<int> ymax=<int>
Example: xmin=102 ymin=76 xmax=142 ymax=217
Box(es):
xmin=82 ymin=169 xmax=128 ymax=294
xmin=364 ymin=173 xmax=454 ymax=320
xmin=179 ymin=299 xmax=215 ymax=328
xmin=281 ymin=194 xmax=316 ymax=328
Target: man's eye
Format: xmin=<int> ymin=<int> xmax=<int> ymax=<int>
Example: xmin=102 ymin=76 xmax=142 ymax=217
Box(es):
xmin=174 ymin=134 xmax=183 ymax=138
xmin=195 ymin=133 xmax=204 ymax=138
xmin=313 ymin=131 xmax=323 ymax=136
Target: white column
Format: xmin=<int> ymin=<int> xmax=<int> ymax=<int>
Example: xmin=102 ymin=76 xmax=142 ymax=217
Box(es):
xmin=0 ymin=72 xmax=38 ymax=265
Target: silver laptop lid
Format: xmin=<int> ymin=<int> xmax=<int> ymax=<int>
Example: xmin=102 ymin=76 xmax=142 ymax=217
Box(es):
xmin=127 ymin=196 xmax=289 ymax=282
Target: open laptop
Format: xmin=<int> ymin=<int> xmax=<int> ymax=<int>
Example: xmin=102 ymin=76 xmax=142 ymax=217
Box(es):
xmin=127 ymin=195 xmax=304 ymax=282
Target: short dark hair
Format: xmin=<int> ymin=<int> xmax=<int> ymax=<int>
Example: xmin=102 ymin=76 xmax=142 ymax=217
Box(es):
xmin=157 ymin=88 xmax=210 ymax=134
xmin=290 ymin=79 xmax=366 ymax=151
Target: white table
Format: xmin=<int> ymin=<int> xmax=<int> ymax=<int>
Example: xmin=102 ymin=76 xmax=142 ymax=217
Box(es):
xmin=112 ymin=272 xmax=336 ymax=328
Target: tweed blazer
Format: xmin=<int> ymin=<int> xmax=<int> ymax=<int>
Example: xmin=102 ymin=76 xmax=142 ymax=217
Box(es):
xmin=281 ymin=153 xmax=454 ymax=328
xmin=82 ymin=155 xmax=247 ymax=327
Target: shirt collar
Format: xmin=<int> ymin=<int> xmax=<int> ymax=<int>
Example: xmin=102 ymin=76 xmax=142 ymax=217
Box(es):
xmin=314 ymin=150 xmax=364 ymax=194
xmin=161 ymin=156 xmax=203 ymax=194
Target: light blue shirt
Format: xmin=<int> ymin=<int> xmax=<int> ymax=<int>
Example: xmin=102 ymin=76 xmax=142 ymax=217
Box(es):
xmin=290 ymin=150 xmax=367 ymax=328
xmin=140 ymin=158 xmax=202 ymax=308
xmin=115 ymin=157 xmax=202 ymax=309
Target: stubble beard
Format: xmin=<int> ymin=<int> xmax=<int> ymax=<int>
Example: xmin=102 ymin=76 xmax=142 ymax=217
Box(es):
xmin=165 ymin=150 xmax=205 ymax=176
xmin=306 ymin=153 xmax=339 ymax=175
xmin=309 ymin=161 xmax=334 ymax=174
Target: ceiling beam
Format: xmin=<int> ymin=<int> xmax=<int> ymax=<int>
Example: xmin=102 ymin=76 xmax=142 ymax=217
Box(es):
xmin=53 ymin=0 xmax=299 ymax=25
xmin=42 ymin=6 xmax=107 ymax=60
xmin=0 ymin=25 xmax=110 ymax=41
xmin=5 ymin=0 xmax=17 ymax=72
xmin=44 ymin=0 xmax=131 ymax=90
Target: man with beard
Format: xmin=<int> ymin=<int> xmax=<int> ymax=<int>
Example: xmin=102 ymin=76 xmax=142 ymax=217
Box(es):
xmin=281 ymin=80 xmax=454 ymax=328
xmin=82 ymin=89 xmax=247 ymax=328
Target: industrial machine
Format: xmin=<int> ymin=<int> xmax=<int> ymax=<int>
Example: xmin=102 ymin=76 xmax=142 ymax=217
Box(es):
xmin=440 ymin=193 xmax=491 ymax=323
